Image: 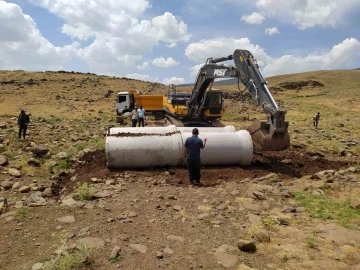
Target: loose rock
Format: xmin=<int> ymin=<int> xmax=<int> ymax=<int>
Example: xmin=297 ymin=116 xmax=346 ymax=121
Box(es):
xmin=1 ymin=181 xmax=12 ymax=190
xmin=237 ymin=240 xmax=256 ymax=253
xmin=109 ymin=246 xmax=121 ymax=260
xmin=8 ymin=168 xmax=22 ymax=178
xmin=19 ymin=186 xmax=31 ymax=193
xmin=129 ymin=244 xmax=148 ymax=254
xmin=0 ymin=155 xmax=8 ymax=166
xmin=57 ymin=216 xmax=75 ymax=223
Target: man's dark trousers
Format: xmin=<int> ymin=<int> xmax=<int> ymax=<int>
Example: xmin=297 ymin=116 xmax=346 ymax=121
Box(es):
xmin=18 ymin=125 xmax=27 ymax=139
xmin=138 ymin=117 xmax=144 ymax=127
xmin=187 ymin=158 xmax=201 ymax=184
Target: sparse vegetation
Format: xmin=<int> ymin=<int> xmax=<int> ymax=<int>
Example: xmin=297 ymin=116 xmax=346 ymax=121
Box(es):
xmin=75 ymin=143 xmax=86 ymax=151
xmin=44 ymin=234 xmax=92 ymax=270
xmin=261 ymin=216 xmax=278 ymax=230
xmin=306 ymin=233 xmax=316 ymax=248
xmin=76 ymin=182 xmax=94 ymax=201
xmin=295 ymin=192 xmax=360 ymax=227
xmin=109 ymin=256 xmax=122 ymax=264
xmin=90 ymin=137 xmax=105 ymax=150
xmin=14 ymin=208 xmax=29 ymax=221
xmin=57 ymin=158 xmax=72 ymax=170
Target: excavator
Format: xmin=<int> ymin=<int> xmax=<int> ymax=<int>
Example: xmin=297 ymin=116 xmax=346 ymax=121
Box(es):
xmin=105 ymin=49 xmax=290 ymax=169
xmin=163 ymin=49 xmax=290 ymax=151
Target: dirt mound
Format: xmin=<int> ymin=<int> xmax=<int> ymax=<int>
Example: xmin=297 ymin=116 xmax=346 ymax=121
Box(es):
xmin=223 ymin=92 xmax=253 ymax=101
xmin=51 ymin=147 xmax=352 ymax=195
xmin=280 ymin=80 xmax=324 ymax=90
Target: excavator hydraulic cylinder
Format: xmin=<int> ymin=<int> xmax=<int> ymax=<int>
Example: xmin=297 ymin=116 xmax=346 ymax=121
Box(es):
xmin=105 ymin=126 xmax=253 ymax=169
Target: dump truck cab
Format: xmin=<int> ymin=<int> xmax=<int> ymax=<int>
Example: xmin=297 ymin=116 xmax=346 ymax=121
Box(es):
xmin=116 ymin=91 xmax=137 ymax=115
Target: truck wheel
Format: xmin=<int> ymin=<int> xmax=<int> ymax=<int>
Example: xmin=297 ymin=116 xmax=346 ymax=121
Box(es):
xmin=154 ymin=111 xmax=164 ymax=120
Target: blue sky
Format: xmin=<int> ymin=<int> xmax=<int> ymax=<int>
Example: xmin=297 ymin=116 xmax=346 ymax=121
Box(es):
xmin=1 ymin=0 xmax=360 ymax=84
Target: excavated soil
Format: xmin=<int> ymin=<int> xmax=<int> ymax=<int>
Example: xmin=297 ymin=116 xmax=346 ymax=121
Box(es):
xmin=54 ymin=147 xmax=353 ymax=195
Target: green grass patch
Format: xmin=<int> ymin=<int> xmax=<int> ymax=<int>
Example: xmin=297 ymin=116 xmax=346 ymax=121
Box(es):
xmin=14 ymin=208 xmax=29 ymax=221
xmin=90 ymin=137 xmax=104 ymax=151
xmin=109 ymin=256 xmax=122 ymax=264
xmin=306 ymin=233 xmax=316 ymax=248
xmin=76 ymin=182 xmax=94 ymax=201
xmin=294 ymin=192 xmax=360 ymax=228
xmin=75 ymin=143 xmax=86 ymax=151
xmin=57 ymin=158 xmax=72 ymax=170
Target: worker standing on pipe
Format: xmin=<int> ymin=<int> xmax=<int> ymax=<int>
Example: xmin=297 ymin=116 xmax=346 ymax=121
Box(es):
xmin=184 ymin=128 xmax=207 ymax=186
xmin=131 ymin=105 xmax=138 ymax=127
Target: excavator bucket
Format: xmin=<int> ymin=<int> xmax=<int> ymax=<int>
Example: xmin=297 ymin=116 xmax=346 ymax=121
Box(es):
xmin=247 ymin=118 xmax=290 ymax=151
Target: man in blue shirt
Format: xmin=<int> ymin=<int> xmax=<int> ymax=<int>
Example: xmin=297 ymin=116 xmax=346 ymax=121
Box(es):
xmin=184 ymin=128 xmax=207 ymax=185
xmin=137 ymin=105 xmax=145 ymax=127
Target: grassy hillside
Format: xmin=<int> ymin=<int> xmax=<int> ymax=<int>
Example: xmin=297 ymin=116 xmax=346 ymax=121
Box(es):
xmin=0 ymin=70 xmax=168 ymax=118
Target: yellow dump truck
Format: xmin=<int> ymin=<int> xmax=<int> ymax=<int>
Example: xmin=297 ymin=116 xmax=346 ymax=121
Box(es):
xmin=116 ymin=90 xmax=165 ymax=120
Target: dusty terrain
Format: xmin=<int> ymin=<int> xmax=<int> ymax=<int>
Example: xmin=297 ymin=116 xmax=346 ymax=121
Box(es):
xmin=0 ymin=69 xmax=360 ymax=270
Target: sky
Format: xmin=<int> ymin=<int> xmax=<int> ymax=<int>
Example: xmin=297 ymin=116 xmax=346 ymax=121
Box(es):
xmin=1 ymin=0 xmax=360 ymax=85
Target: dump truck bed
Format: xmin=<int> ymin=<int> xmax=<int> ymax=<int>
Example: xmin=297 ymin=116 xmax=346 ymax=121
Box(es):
xmin=135 ymin=95 xmax=164 ymax=111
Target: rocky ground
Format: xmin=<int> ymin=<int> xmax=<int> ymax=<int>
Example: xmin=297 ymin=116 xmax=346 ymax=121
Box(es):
xmin=0 ymin=114 xmax=360 ymax=270
xmin=1 ymin=70 xmax=360 ymax=270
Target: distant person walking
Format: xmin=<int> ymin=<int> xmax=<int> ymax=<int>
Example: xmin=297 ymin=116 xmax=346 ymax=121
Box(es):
xmin=18 ymin=110 xmax=30 ymax=140
xmin=131 ymin=105 xmax=138 ymax=127
xmin=313 ymin=112 xmax=320 ymax=128
xmin=137 ymin=105 xmax=145 ymax=127
xmin=184 ymin=128 xmax=207 ymax=186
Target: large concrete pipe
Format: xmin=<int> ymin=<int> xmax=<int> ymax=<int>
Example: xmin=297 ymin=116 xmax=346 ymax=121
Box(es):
xmin=180 ymin=130 xmax=253 ymax=166
xmin=105 ymin=127 xmax=253 ymax=169
xmin=106 ymin=125 xmax=183 ymax=168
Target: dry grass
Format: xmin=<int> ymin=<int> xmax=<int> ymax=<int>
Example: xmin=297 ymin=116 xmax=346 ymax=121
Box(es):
xmin=0 ymin=70 xmax=168 ymax=118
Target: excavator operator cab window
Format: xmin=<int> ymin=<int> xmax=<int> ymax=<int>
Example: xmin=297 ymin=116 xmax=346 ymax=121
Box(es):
xmin=208 ymin=92 xmax=222 ymax=108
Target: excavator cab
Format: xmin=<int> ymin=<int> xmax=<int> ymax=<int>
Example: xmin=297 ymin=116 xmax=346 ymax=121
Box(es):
xmin=202 ymin=90 xmax=223 ymax=118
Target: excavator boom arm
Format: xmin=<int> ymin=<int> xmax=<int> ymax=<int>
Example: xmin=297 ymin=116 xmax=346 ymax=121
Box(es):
xmin=187 ymin=49 xmax=290 ymax=151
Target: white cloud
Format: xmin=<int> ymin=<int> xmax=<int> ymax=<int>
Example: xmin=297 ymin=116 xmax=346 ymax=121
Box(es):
xmin=25 ymin=0 xmax=190 ymax=74
xmin=265 ymin=27 xmax=280 ymax=35
xmin=137 ymin=62 xmax=149 ymax=70
xmin=185 ymin=37 xmax=269 ymax=67
xmin=126 ymin=73 xmax=159 ymax=82
xmin=264 ymin=38 xmax=360 ymax=76
xmin=188 ymin=64 xmax=203 ymax=77
xmin=166 ymin=42 xmax=177 ymax=48
xmin=163 ymin=77 xmax=185 ymax=85
xmin=152 ymin=57 xmax=179 ymax=68
xmin=185 ymin=37 xmax=360 ymax=77
xmin=254 ymin=0 xmax=360 ymax=29
xmin=0 ymin=1 xmax=79 ymax=70
xmin=241 ymin=12 xmax=265 ymax=24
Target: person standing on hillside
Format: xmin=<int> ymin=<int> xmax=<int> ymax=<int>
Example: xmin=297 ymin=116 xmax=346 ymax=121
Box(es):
xmin=18 ymin=110 xmax=30 ymax=140
xmin=137 ymin=105 xmax=145 ymax=127
xmin=131 ymin=105 xmax=138 ymax=127
xmin=313 ymin=112 xmax=320 ymax=128
xmin=184 ymin=128 xmax=207 ymax=186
